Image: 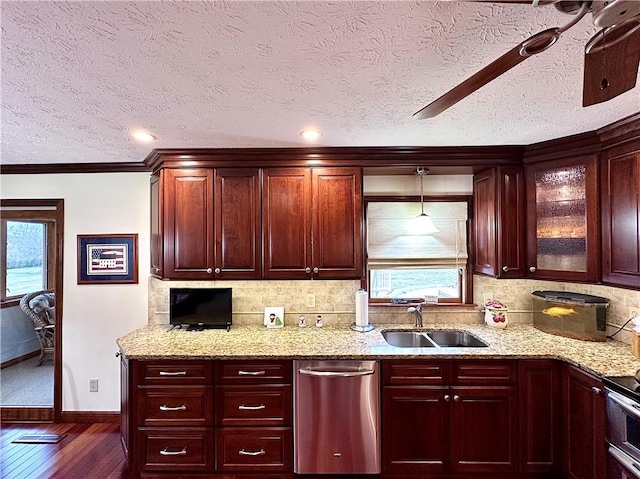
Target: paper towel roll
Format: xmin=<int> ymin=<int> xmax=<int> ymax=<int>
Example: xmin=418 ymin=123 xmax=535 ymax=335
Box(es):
xmin=355 ymin=289 xmax=369 ymax=327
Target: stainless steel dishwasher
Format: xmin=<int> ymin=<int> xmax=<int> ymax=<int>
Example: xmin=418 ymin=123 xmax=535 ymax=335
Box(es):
xmin=293 ymin=359 xmax=380 ymax=474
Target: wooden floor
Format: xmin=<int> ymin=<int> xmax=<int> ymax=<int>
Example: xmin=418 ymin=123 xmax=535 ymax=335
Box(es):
xmin=1 ymin=422 xmax=133 ymax=479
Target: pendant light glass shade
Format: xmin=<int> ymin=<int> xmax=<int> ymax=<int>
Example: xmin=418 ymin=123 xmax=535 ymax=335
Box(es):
xmin=414 ymin=167 xmax=439 ymax=235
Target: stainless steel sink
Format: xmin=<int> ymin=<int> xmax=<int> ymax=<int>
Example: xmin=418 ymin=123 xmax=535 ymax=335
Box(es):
xmin=382 ymin=330 xmax=488 ymax=348
xmin=381 ymin=331 xmax=435 ymax=348
xmin=425 ymin=330 xmax=488 ymax=348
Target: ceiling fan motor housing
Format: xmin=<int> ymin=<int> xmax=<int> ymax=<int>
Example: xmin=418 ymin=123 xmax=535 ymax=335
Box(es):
xmin=591 ymin=1 xmax=640 ymax=27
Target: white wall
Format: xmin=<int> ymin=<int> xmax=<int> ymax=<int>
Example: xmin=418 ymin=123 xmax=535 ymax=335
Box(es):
xmin=1 ymin=173 xmax=150 ymax=412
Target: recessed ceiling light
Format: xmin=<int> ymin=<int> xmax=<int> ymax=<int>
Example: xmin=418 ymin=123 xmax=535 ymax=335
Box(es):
xmin=300 ymin=129 xmax=321 ymax=141
xmin=131 ymin=131 xmax=156 ymax=143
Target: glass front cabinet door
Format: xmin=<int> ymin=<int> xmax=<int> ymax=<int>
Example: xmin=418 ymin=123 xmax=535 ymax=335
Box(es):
xmin=525 ymin=156 xmax=600 ymax=282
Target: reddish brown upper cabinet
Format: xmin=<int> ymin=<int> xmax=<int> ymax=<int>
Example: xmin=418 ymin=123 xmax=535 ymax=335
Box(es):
xmin=525 ymin=156 xmax=600 ymax=282
xmin=473 ymin=167 xmax=526 ymax=278
xmin=151 ymin=168 xmax=261 ymax=280
xmin=150 ymin=172 xmax=163 ymax=277
xmin=214 ymin=168 xmax=262 ymax=279
xmin=262 ymin=167 xmax=363 ymax=279
xmin=563 ymin=364 xmax=607 ymax=479
xmin=601 ymin=150 xmax=640 ymax=289
xmin=163 ymin=168 xmax=215 ymax=279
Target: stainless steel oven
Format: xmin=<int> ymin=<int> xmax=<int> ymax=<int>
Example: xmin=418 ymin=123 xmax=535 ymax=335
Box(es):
xmin=605 ymin=377 xmax=640 ymax=479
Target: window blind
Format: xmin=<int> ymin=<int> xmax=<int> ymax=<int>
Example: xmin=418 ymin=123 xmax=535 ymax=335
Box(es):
xmin=367 ymin=201 xmax=468 ymax=269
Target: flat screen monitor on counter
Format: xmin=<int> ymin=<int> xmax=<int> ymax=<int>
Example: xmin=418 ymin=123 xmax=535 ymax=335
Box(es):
xmin=169 ymin=287 xmax=232 ymax=331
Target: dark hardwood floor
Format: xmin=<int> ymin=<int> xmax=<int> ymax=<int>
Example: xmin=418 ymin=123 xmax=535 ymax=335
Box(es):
xmin=1 ymin=422 xmax=132 ymax=479
xmin=1 ymin=423 xmax=378 ymax=479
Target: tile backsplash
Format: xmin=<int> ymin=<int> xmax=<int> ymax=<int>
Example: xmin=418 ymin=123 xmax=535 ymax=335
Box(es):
xmin=149 ymin=275 xmax=640 ymax=344
xmin=149 ymin=277 xmax=361 ymax=327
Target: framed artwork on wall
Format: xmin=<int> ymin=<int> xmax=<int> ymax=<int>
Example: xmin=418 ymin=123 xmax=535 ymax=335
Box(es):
xmin=77 ymin=234 xmax=138 ymax=284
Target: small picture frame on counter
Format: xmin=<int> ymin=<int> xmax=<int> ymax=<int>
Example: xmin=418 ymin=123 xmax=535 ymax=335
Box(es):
xmin=264 ymin=306 xmax=284 ymax=328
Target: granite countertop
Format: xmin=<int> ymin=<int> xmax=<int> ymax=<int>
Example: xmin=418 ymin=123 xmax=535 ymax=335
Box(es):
xmin=116 ymin=323 xmax=640 ymax=378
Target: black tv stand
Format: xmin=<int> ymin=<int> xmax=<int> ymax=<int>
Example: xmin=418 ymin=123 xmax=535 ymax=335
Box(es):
xmin=184 ymin=323 xmax=232 ymax=332
xmin=186 ymin=323 xmax=206 ymax=332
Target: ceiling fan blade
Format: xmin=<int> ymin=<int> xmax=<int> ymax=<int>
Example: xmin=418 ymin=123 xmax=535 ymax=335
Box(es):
xmin=583 ymin=19 xmax=640 ymax=106
xmin=414 ymin=29 xmax=560 ymax=119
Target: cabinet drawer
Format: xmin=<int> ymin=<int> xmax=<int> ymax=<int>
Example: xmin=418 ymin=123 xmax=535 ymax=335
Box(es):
xmin=216 ymin=360 xmax=292 ymax=384
xmin=138 ymin=360 xmax=213 ymax=385
xmin=138 ymin=427 xmax=213 ymax=471
xmin=382 ymin=360 xmax=449 ymax=385
xmin=216 ymin=427 xmax=292 ymax=472
xmin=138 ymin=386 xmax=213 ymax=426
xmin=452 ymin=360 xmax=517 ymax=385
xmin=216 ymin=385 xmax=291 ymax=426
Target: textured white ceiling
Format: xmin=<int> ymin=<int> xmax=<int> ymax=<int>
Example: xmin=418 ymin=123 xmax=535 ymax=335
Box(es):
xmin=1 ymin=1 xmax=639 ymax=165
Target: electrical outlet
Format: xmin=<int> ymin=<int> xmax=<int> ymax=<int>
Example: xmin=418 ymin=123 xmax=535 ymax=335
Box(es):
xmin=631 ymin=307 xmax=640 ymax=319
xmin=483 ymin=293 xmax=493 ymax=304
xmin=306 ymin=294 xmax=316 ymax=308
xmin=89 ymin=378 xmax=99 ymax=393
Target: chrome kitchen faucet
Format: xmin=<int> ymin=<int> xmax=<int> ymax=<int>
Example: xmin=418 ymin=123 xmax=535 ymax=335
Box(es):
xmin=407 ymin=303 xmax=423 ymax=328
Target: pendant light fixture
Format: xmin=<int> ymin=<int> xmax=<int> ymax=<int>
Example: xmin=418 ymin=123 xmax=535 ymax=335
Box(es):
xmin=414 ymin=167 xmax=439 ymax=235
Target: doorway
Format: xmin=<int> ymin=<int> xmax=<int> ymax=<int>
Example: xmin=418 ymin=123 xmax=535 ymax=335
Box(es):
xmin=0 ymin=199 xmax=63 ymax=422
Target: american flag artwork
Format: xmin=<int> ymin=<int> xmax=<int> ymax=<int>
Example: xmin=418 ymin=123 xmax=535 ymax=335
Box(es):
xmin=87 ymin=244 xmax=128 ymax=275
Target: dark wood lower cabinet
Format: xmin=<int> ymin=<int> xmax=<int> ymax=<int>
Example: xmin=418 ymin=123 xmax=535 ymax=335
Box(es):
xmin=563 ymin=364 xmax=607 ymax=479
xmin=138 ymin=427 xmax=214 ymax=471
xmin=450 ymin=386 xmax=518 ymax=474
xmin=519 ymin=360 xmax=561 ymax=474
xmin=382 ymin=386 xmax=449 ymax=474
xmin=382 ymin=360 xmax=520 ymax=477
xmin=121 ymin=357 xmax=602 ymax=478
xmin=216 ymin=427 xmax=292 ymax=473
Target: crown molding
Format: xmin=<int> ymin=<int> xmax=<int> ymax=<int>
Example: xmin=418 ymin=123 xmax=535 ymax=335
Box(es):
xmin=1 ymin=162 xmax=150 ymax=175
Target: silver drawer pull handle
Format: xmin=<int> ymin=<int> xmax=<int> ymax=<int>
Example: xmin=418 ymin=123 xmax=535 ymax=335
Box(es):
xmin=299 ymin=367 xmax=375 ymax=377
xmin=238 ymin=404 xmax=266 ymax=410
xmin=238 ymin=370 xmax=266 ymax=376
xmin=160 ymin=404 xmax=187 ymax=411
xmin=159 ymin=371 xmax=187 ymax=376
xmin=239 ymin=448 xmax=266 ymax=456
xmin=160 ymin=448 xmax=187 ymax=456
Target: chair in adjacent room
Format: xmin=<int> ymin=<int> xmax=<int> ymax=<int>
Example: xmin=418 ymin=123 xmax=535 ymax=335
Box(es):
xmin=19 ymin=289 xmax=55 ymax=366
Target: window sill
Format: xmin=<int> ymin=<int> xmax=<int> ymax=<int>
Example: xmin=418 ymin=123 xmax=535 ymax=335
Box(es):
xmin=369 ymin=302 xmax=478 ymax=308
xmin=1 ymin=298 xmax=21 ymax=309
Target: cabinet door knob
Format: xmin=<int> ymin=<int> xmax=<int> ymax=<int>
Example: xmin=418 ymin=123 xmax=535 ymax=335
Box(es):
xmin=502 ymin=266 xmax=509 ymax=272
xmin=154 ymin=267 xmax=161 ymax=273
xmin=313 ymin=267 xmax=319 ymax=274
xmin=214 ymin=267 xmax=221 ymax=274
xmin=206 ymin=268 xmax=213 ymax=274
xmin=453 ymin=395 xmax=461 ymax=401
xmin=444 ymin=394 xmax=450 ymax=401
xmin=529 ymin=266 xmax=536 ymax=273
xmin=592 ymin=387 xmax=602 ymax=395
xmin=305 ymin=267 xmax=311 ymax=274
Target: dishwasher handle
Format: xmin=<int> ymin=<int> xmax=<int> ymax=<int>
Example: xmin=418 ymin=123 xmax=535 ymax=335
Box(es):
xmin=298 ymin=367 xmax=375 ymax=377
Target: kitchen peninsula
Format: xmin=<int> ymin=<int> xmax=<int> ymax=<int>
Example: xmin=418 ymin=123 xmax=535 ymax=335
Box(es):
xmin=117 ymin=323 xmax=640 ymax=478
xmin=118 ymin=323 xmax=639 ymax=376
